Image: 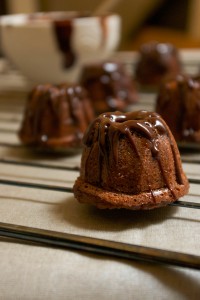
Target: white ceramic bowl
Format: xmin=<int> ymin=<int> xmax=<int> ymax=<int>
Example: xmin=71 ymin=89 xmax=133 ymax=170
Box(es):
xmin=0 ymin=12 xmax=121 ymax=84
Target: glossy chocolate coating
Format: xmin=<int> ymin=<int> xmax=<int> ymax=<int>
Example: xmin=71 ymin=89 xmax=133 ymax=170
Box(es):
xmin=83 ymin=111 xmax=183 ymax=198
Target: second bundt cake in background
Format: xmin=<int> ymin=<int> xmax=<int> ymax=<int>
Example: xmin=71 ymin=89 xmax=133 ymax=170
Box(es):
xmin=135 ymin=41 xmax=181 ymax=87
xmin=80 ymin=61 xmax=138 ymax=115
xmin=19 ymin=83 xmax=95 ymax=150
xmin=73 ymin=110 xmax=189 ymax=209
xmin=156 ymin=75 xmax=200 ymax=143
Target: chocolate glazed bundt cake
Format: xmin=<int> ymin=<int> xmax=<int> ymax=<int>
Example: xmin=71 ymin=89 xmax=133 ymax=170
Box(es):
xmin=80 ymin=61 xmax=138 ymax=115
xmin=73 ymin=111 xmax=189 ymax=209
xmin=156 ymin=75 xmax=200 ymax=143
xmin=19 ymin=83 xmax=94 ymax=150
xmin=135 ymin=41 xmax=181 ymax=86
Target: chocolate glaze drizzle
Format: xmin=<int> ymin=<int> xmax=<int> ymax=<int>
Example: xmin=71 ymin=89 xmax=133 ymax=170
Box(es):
xmin=83 ymin=110 xmax=183 ymax=198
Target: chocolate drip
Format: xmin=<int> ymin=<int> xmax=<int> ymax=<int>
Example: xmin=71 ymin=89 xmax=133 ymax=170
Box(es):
xmin=54 ymin=20 xmax=76 ymax=68
xmin=170 ymin=141 xmax=184 ymax=185
xmin=84 ymin=110 xmax=183 ymax=198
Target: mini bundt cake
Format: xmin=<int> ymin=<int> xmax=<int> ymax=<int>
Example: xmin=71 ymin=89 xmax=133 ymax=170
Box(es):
xmin=80 ymin=61 xmax=138 ymax=115
xmin=73 ymin=110 xmax=189 ymax=209
xmin=156 ymin=75 xmax=200 ymax=143
xmin=135 ymin=41 xmax=181 ymax=86
xmin=19 ymin=83 xmax=95 ymax=150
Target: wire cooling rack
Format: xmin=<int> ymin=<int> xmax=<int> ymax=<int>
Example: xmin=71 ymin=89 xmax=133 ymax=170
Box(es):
xmin=0 ymin=56 xmax=200 ymax=270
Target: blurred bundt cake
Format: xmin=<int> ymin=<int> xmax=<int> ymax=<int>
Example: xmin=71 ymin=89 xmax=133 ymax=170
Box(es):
xmin=156 ymin=75 xmax=200 ymax=143
xmin=80 ymin=61 xmax=138 ymax=115
xmin=19 ymin=83 xmax=95 ymax=150
xmin=135 ymin=41 xmax=181 ymax=86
